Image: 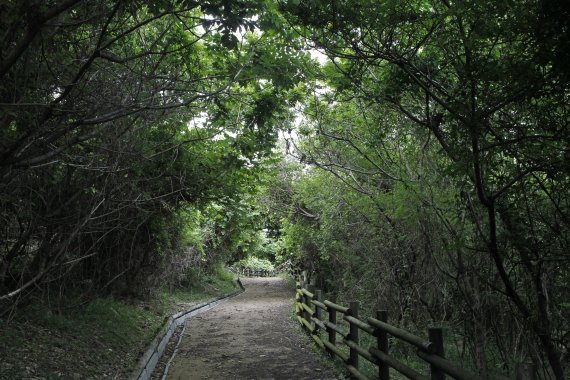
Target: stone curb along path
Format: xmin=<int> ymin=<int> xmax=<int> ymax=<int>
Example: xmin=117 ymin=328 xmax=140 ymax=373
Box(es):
xmin=163 ymin=277 xmax=337 ymax=380
xmin=131 ymin=285 xmax=244 ymax=380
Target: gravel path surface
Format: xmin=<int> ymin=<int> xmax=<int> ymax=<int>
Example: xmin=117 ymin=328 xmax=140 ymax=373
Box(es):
xmin=163 ymin=277 xmax=337 ymax=380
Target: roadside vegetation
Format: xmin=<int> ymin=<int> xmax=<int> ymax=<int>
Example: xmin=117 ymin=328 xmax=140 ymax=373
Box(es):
xmin=0 ymin=266 xmax=237 ymax=379
xmin=0 ymin=1 xmax=568 ymax=379
xmin=0 ymin=1 xmax=294 ymax=376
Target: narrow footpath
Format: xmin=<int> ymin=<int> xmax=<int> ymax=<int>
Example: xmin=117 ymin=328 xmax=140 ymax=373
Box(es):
xmin=164 ymin=277 xmax=336 ymax=380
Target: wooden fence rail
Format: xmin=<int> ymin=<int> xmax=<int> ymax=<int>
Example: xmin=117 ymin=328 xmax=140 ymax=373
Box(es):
xmin=295 ymin=277 xmax=484 ymax=380
xmin=229 ymin=267 xmax=275 ymax=277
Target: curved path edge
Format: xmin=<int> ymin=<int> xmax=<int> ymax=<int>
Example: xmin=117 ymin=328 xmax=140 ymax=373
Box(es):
xmin=165 ymin=277 xmax=337 ymax=380
xmin=131 ymin=285 xmax=244 ymax=380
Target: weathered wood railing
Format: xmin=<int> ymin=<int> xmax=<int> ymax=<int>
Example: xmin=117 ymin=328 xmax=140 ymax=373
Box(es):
xmin=295 ymin=279 xmax=483 ymax=380
xmin=230 ymin=267 xmax=274 ymax=277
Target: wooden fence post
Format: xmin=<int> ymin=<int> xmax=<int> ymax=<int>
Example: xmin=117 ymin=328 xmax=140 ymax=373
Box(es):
xmin=305 ymin=284 xmax=315 ymax=327
xmin=326 ymin=295 xmax=337 ymax=357
xmin=296 ymin=278 xmax=302 ymax=318
xmin=314 ymin=289 xmax=322 ymax=336
xmin=300 ymin=276 xmax=307 ymax=324
xmin=429 ymin=327 xmax=445 ymax=380
xmin=348 ymin=301 xmax=360 ymax=370
xmin=377 ymin=310 xmax=389 ymax=380
xmin=303 ymin=275 xmax=310 ymax=323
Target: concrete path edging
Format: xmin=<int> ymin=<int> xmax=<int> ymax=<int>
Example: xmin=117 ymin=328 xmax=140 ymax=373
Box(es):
xmin=131 ymin=285 xmax=244 ymax=380
xmin=162 ymin=277 xmax=336 ymax=379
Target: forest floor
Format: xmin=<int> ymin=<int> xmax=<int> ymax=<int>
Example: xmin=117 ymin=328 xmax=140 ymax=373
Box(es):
xmin=160 ymin=277 xmax=337 ymax=380
xmin=0 ymin=270 xmax=238 ymax=379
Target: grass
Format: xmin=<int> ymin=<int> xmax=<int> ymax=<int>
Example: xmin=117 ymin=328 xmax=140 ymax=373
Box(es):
xmin=0 ymin=266 xmax=238 ymax=379
xmin=0 ymin=297 xmax=163 ymax=379
xmin=168 ymin=264 xmax=238 ymax=302
xmin=278 ymin=271 xmax=296 ymax=285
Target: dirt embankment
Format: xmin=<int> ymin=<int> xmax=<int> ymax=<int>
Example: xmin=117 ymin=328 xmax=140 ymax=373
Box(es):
xmin=161 ymin=277 xmax=336 ymax=380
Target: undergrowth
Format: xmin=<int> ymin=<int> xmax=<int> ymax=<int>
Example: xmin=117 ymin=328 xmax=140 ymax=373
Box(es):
xmin=0 ymin=265 xmax=237 ymax=379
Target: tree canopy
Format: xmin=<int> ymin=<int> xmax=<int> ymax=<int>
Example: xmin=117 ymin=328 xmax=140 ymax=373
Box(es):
xmin=0 ymin=0 xmax=307 ymax=298
xmin=0 ymin=1 xmax=568 ymax=378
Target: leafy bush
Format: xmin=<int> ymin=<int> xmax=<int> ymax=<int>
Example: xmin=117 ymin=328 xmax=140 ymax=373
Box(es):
xmin=236 ymin=256 xmax=275 ymax=271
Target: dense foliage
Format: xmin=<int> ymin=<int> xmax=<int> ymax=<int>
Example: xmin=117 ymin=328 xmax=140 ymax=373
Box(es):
xmin=0 ymin=0 xmax=306 ymax=302
xmin=265 ymin=0 xmax=569 ymax=378
xmin=1 ymin=0 xmax=568 ymax=378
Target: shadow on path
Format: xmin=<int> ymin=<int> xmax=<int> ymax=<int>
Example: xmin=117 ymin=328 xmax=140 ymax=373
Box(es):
xmin=165 ymin=277 xmax=336 ymax=380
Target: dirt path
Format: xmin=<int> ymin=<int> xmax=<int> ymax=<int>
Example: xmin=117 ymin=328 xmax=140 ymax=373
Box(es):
xmin=163 ymin=277 xmax=337 ymax=380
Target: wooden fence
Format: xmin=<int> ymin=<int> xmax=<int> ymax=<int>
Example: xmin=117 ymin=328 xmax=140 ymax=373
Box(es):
xmin=228 ymin=260 xmax=301 ymax=278
xmin=230 ymin=267 xmax=274 ymax=277
xmin=296 ymin=277 xmax=495 ymax=380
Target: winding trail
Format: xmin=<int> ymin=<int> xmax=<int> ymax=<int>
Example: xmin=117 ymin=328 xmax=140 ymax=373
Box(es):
xmin=164 ymin=277 xmax=336 ymax=380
